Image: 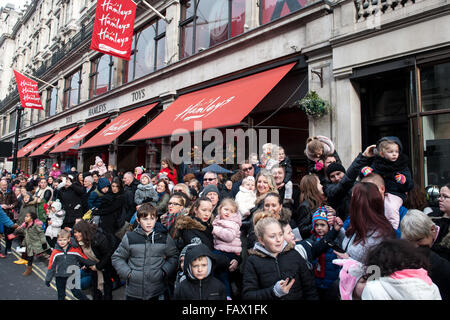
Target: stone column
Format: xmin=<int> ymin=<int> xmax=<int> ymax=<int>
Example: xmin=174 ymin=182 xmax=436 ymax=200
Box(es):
xmin=107 ymin=110 xmax=120 ymax=168
xmin=245 ymin=0 xmax=259 ymax=30
xmin=159 ymin=91 xmax=177 ymax=160
xmin=56 ymin=72 xmax=65 ymax=113
xmin=333 ymin=71 xmax=362 ymax=168
xmin=79 ymin=53 xmax=91 ymax=103
xmin=165 ymin=1 xmax=181 ymax=65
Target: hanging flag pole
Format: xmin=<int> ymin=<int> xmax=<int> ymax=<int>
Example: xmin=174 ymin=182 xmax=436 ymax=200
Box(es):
xmin=141 ymin=0 xmax=172 ymax=23
xmin=19 ymin=71 xmax=57 ymax=88
xmin=11 ymin=104 xmax=23 ymax=175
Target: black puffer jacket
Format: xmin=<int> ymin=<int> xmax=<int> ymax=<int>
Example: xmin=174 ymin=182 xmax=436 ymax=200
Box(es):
xmin=112 ymin=226 xmax=179 ymax=300
xmin=295 ymin=200 xmax=316 ymax=240
xmin=174 ymin=243 xmax=226 ymax=300
xmin=90 ymin=227 xmax=117 ymax=271
xmin=57 ymin=183 xmax=85 ymax=225
xmin=123 ymin=179 xmax=140 ymax=222
xmin=243 ymin=241 xmax=318 ymax=300
xmin=94 ymin=189 xmax=123 ymax=235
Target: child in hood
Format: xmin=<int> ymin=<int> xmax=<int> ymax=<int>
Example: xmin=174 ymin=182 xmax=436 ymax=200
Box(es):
xmin=304 ymin=136 xmax=341 ymax=182
xmin=362 ymin=136 xmax=414 ymax=229
xmin=11 ymin=211 xmax=49 ymax=276
xmin=45 ymin=199 xmax=65 ymax=248
xmin=135 ymin=173 xmax=159 ymax=206
xmin=134 ymin=166 xmax=144 ymax=181
xmin=235 ymin=176 xmax=256 ymax=220
xmin=212 ymin=199 xmax=241 ymax=299
xmin=174 ymin=243 xmax=226 ymax=300
xmin=90 ymin=156 xmax=107 ymax=176
xmin=49 ymin=163 xmax=61 ymax=180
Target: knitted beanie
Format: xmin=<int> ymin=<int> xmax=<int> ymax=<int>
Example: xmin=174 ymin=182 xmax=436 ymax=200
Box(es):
xmin=95 ymin=156 xmax=103 ymax=165
xmin=97 ymin=177 xmax=111 ymax=189
xmin=311 ymin=206 xmax=329 ymax=230
xmin=202 ymin=184 xmax=220 ymax=197
xmin=140 ymin=173 xmax=152 ymax=183
xmin=326 ymin=162 xmax=346 ymax=179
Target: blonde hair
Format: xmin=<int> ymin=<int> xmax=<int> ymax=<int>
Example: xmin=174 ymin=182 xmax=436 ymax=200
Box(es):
xmin=57 ymin=229 xmax=71 ymax=239
xmin=255 ymin=171 xmax=278 ymax=202
xmin=378 ymin=140 xmax=399 ymax=154
xmin=253 ymin=211 xmax=281 ymax=240
xmin=217 ymin=198 xmax=238 ymax=216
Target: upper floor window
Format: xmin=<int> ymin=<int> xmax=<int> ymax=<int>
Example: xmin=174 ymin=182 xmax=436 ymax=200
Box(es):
xmin=90 ymin=55 xmax=114 ymax=98
xmin=124 ymin=19 xmax=166 ymax=83
xmin=260 ymin=0 xmax=307 ymax=25
xmin=2 ymin=116 xmax=7 ymax=136
xmin=64 ymin=69 xmax=81 ymax=109
xmin=46 ymin=85 xmax=58 ymax=118
xmin=9 ymin=110 xmax=16 ymax=133
xmin=179 ymin=0 xmax=245 ymax=59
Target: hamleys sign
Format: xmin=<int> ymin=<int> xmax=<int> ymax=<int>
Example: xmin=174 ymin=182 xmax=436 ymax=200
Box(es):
xmin=174 ymin=96 xmax=235 ymax=122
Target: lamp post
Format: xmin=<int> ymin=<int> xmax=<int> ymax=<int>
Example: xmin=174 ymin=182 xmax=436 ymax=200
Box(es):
xmin=12 ymin=104 xmax=23 ymax=174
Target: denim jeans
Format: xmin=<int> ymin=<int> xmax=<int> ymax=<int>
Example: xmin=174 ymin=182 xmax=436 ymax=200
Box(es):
xmin=55 ymin=277 xmax=89 ymax=300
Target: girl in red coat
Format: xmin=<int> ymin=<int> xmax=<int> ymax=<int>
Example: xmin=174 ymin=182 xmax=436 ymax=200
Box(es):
xmin=159 ymin=158 xmax=177 ymax=185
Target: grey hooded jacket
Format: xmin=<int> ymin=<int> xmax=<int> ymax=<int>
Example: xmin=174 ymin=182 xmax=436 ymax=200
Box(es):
xmin=111 ymin=226 xmax=179 ymax=299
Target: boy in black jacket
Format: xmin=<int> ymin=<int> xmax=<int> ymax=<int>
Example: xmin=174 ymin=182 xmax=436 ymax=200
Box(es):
xmin=174 ymin=243 xmax=226 ymax=300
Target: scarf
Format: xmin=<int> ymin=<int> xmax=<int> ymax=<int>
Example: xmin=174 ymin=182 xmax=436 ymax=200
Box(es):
xmin=313 ymin=234 xmax=326 ymax=279
xmin=167 ymin=210 xmax=181 ymax=229
xmin=79 ymin=241 xmax=104 ymax=291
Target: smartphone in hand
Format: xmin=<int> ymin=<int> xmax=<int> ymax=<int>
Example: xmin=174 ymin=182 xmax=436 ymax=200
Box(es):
xmin=324 ymin=239 xmax=346 ymax=253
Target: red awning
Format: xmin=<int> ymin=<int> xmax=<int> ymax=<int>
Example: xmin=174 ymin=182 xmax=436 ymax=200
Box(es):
xmin=128 ymin=62 xmax=296 ymax=141
xmin=50 ymin=118 xmax=108 ymax=154
xmin=29 ymin=127 xmax=78 ymax=157
xmin=79 ymin=103 xmax=157 ymax=149
xmin=16 ymin=134 xmax=54 ymax=158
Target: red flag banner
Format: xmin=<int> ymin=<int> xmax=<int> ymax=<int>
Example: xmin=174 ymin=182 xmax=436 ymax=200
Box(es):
xmin=13 ymin=70 xmax=44 ymax=110
xmin=90 ymin=0 xmax=137 ymax=60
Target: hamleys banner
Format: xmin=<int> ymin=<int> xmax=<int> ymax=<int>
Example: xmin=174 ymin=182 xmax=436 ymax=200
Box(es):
xmin=90 ymin=0 xmax=137 ymax=60
xmin=13 ymin=70 xmax=44 ymax=110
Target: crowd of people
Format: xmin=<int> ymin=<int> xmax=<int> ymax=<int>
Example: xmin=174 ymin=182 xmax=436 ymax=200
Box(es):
xmin=0 ymin=136 xmax=449 ymax=301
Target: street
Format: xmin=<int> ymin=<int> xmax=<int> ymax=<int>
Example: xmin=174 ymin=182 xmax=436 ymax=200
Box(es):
xmin=0 ymin=238 xmax=125 ymax=300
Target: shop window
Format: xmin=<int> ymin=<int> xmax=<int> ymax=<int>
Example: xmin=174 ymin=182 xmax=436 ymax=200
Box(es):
xmin=90 ymin=55 xmax=113 ymax=98
xmin=63 ymin=69 xmax=81 ymax=110
xmin=180 ymin=0 xmax=245 ymax=59
xmin=423 ymin=113 xmax=450 ymax=186
xmin=260 ymin=0 xmax=308 ymax=25
xmin=420 ymin=61 xmax=450 ymax=112
xmin=46 ymin=86 xmax=58 ymax=118
xmin=124 ymin=19 xmax=166 ymax=83
xmin=9 ymin=110 xmax=16 ymax=133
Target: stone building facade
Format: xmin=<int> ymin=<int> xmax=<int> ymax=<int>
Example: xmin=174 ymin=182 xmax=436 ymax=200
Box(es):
xmin=0 ymin=0 xmax=448 ymax=187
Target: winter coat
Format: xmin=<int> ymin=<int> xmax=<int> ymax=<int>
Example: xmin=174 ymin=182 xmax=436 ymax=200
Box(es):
xmin=45 ymin=242 xmax=94 ymax=283
xmin=430 ymin=215 xmax=450 ymax=261
xmin=279 ymin=155 xmax=293 ymax=184
xmin=88 ymin=188 xmax=104 ymax=210
xmin=14 ymin=219 xmax=49 ymax=256
xmin=123 ymin=179 xmax=140 ymax=222
xmin=212 ymin=212 xmax=242 ymax=254
xmin=17 ymin=200 xmax=37 ymax=225
xmin=278 ymin=183 xmax=300 ymax=216
xmin=243 ymin=241 xmax=319 ymax=300
xmin=134 ymin=183 xmax=159 ymax=206
xmin=0 ymin=189 xmax=18 ymax=219
xmin=174 ymin=243 xmax=226 ymax=300
xmin=0 ymin=207 xmax=14 ymax=228
xmin=235 ymin=186 xmax=256 ymax=219
xmin=156 ymin=192 xmax=170 ymax=216
xmin=361 ymin=268 xmax=441 ymax=300
xmin=295 ymin=200 xmax=317 ymax=240
xmin=82 ymin=185 xmax=96 ymax=213
xmin=174 ymin=215 xmax=214 ymax=251
xmin=90 ymin=164 xmax=107 ymax=176
xmin=57 ymin=183 xmax=85 ymax=225
xmin=341 ymin=230 xmax=388 ymax=263
xmin=369 ymin=154 xmax=414 ymax=201
xmin=324 ymin=152 xmax=372 ymax=220
xmin=416 ymin=246 xmax=450 ymax=300
xmin=45 ymin=209 xmax=65 ymax=239
xmin=93 ymin=190 xmax=124 ymax=236
xmin=159 ymin=167 xmax=177 ymax=185
xmin=34 ymin=186 xmax=53 ymax=223
xmin=88 ymin=227 xmax=117 ymax=271
xmin=111 ymin=226 xmax=179 ymax=300
xmin=49 ymin=169 xmax=61 ymax=180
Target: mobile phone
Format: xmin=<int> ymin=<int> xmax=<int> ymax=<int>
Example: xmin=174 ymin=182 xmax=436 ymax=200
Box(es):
xmin=325 ymin=239 xmax=346 ymax=253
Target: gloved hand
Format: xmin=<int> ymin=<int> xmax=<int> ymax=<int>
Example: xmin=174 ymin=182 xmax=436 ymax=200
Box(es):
xmin=395 ymin=173 xmax=406 ymax=184
xmin=315 ymin=161 xmax=324 ymax=172
xmin=45 ymin=281 xmax=51 ymax=287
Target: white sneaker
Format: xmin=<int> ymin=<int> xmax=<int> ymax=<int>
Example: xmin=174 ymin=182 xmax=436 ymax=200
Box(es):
xmin=16 ymin=246 xmax=26 ymax=253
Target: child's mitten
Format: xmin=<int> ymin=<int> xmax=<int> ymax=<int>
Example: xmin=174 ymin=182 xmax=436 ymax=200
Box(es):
xmin=361 ymin=166 xmax=373 ymax=177
xmin=395 ymin=173 xmax=406 ymax=184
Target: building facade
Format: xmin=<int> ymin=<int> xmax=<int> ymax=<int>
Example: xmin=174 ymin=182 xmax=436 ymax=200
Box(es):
xmin=0 ymin=0 xmax=448 ymax=188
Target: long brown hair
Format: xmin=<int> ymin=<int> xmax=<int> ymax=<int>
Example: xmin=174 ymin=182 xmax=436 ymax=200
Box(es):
xmin=404 ymin=184 xmax=428 ymax=211
xmin=161 ymin=158 xmax=175 ymax=175
xmin=346 ymin=182 xmax=395 ymax=245
xmin=299 ymin=174 xmax=325 ymax=210
xmin=73 ymin=220 xmax=97 ymax=247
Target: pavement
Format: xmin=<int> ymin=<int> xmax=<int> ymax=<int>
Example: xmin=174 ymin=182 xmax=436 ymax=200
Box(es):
xmin=0 ymin=237 xmax=125 ymax=300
